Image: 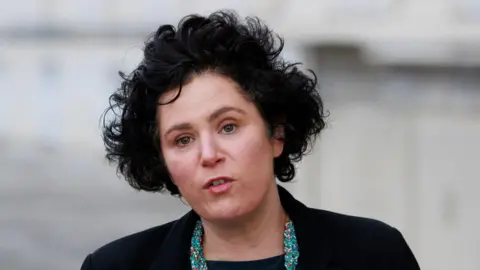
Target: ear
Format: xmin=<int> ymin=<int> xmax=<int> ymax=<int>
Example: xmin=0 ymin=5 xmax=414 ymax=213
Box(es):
xmin=272 ymin=125 xmax=285 ymax=158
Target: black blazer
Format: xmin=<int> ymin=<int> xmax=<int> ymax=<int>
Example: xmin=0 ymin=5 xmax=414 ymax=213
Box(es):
xmin=81 ymin=186 xmax=420 ymax=270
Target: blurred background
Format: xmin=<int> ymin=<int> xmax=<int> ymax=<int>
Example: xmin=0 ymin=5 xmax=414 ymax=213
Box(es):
xmin=1 ymin=1 xmax=479 ymax=269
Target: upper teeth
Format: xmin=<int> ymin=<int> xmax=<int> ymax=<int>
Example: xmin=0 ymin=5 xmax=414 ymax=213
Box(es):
xmin=211 ymin=180 xmax=226 ymax=186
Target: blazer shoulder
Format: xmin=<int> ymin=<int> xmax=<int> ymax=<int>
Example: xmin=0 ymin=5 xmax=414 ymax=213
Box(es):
xmin=311 ymin=207 xmax=396 ymax=235
xmin=307 ymin=208 xmax=420 ymax=269
xmin=95 ymin=219 xmax=176 ymax=254
xmin=82 ymin=220 xmax=177 ymax=269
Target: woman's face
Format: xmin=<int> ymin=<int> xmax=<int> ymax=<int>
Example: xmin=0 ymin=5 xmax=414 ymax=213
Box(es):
xmin=158 ymin=72 xmax=284 ymax=222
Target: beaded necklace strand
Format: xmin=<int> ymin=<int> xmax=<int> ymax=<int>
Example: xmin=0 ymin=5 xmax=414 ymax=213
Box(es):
xmin=190 ymin=219 xmax=299 ymax=270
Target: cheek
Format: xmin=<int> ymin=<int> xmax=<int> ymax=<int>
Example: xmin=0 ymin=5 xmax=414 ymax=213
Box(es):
xmin=235 ymin=134 xmax=273 ymax=166
xmin=164 ymin=154 xmax=195 ymax=188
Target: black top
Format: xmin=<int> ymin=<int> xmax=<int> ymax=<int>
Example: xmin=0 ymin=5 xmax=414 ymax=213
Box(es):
xmin=80 ymin=185 xmax=421 ymax=270
xmin=207 ymin=255 xmax=284 ymax=270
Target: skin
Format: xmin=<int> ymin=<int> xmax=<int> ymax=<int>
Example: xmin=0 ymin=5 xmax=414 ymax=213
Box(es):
xmin=158 ymin=72 xmax=287 ymax=260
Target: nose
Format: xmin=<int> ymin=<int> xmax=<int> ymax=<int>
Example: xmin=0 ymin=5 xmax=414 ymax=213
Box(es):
xmin=199 ymin=135 xmax=224 ymax=167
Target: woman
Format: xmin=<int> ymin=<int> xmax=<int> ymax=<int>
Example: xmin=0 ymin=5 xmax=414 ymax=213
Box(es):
xmin=81 ymin=11 xmax=420 ymax=270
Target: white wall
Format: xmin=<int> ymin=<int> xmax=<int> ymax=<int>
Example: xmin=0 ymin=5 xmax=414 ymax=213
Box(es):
xmin=290 ymin=50 xmax=480 ymax=269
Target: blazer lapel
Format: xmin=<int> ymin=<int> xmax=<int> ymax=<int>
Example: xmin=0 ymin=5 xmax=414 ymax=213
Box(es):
xmin=148 ymin=210 xmax=199 ymax=270
xmin=278 ymin=185 xmax=338 ymax=270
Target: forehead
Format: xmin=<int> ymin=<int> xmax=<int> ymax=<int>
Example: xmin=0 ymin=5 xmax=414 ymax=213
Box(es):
xmin=157 ymin=73 xmax=253 ymax=130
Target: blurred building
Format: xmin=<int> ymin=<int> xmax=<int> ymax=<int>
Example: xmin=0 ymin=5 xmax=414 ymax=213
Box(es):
xmin=1 ymin=1 xmax=479 ymax=270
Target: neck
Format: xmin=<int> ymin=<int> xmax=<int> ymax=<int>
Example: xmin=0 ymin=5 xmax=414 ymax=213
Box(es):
xmin=202 ymin=185 xmax=286 ymax=261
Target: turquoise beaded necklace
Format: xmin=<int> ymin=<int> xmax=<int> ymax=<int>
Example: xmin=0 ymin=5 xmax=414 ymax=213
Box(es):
xmin=190 ymin=219 xmax=300 ymax=270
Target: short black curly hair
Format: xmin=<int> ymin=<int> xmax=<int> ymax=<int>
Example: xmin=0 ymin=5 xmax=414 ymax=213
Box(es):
xmin=102 ymin=11 xmax=326 ymax=196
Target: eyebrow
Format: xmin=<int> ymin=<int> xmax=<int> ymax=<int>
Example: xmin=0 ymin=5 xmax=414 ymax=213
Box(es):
xmin=163 ymin=106 xmax=246 ymax=137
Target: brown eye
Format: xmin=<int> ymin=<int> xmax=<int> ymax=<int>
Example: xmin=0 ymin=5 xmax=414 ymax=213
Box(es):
xmin=176 ymin=136 xmax=193 ymax=147
xmin=221 ymin=124 xmax=237 ymax=134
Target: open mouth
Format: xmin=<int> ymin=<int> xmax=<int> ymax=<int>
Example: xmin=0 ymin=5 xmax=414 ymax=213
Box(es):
xmin=204 ymin=177 xmax=235 ymax=190
xmin=210 ymin=179 xmax=229 ymax=187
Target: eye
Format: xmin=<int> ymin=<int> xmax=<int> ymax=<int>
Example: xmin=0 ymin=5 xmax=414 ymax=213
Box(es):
xmin=175 ymin=136 xmax=193 ymax=147
xmin=221 ymin=123 xmax=237 ymax=134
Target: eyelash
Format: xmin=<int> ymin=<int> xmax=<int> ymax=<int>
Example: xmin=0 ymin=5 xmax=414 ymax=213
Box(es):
xmin=173 ymin=123 xmax=238 ymax=148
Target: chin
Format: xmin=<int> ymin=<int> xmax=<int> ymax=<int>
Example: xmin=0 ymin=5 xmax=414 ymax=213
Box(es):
xmin=202 ymin=201 xmax=257 ymax=223
xmin=205 ymin=208 xmax=245 ymax=222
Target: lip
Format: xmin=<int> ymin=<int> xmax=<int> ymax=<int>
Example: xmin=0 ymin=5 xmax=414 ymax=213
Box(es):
xmin=203 ymin=176 xmax=235 ymax=189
